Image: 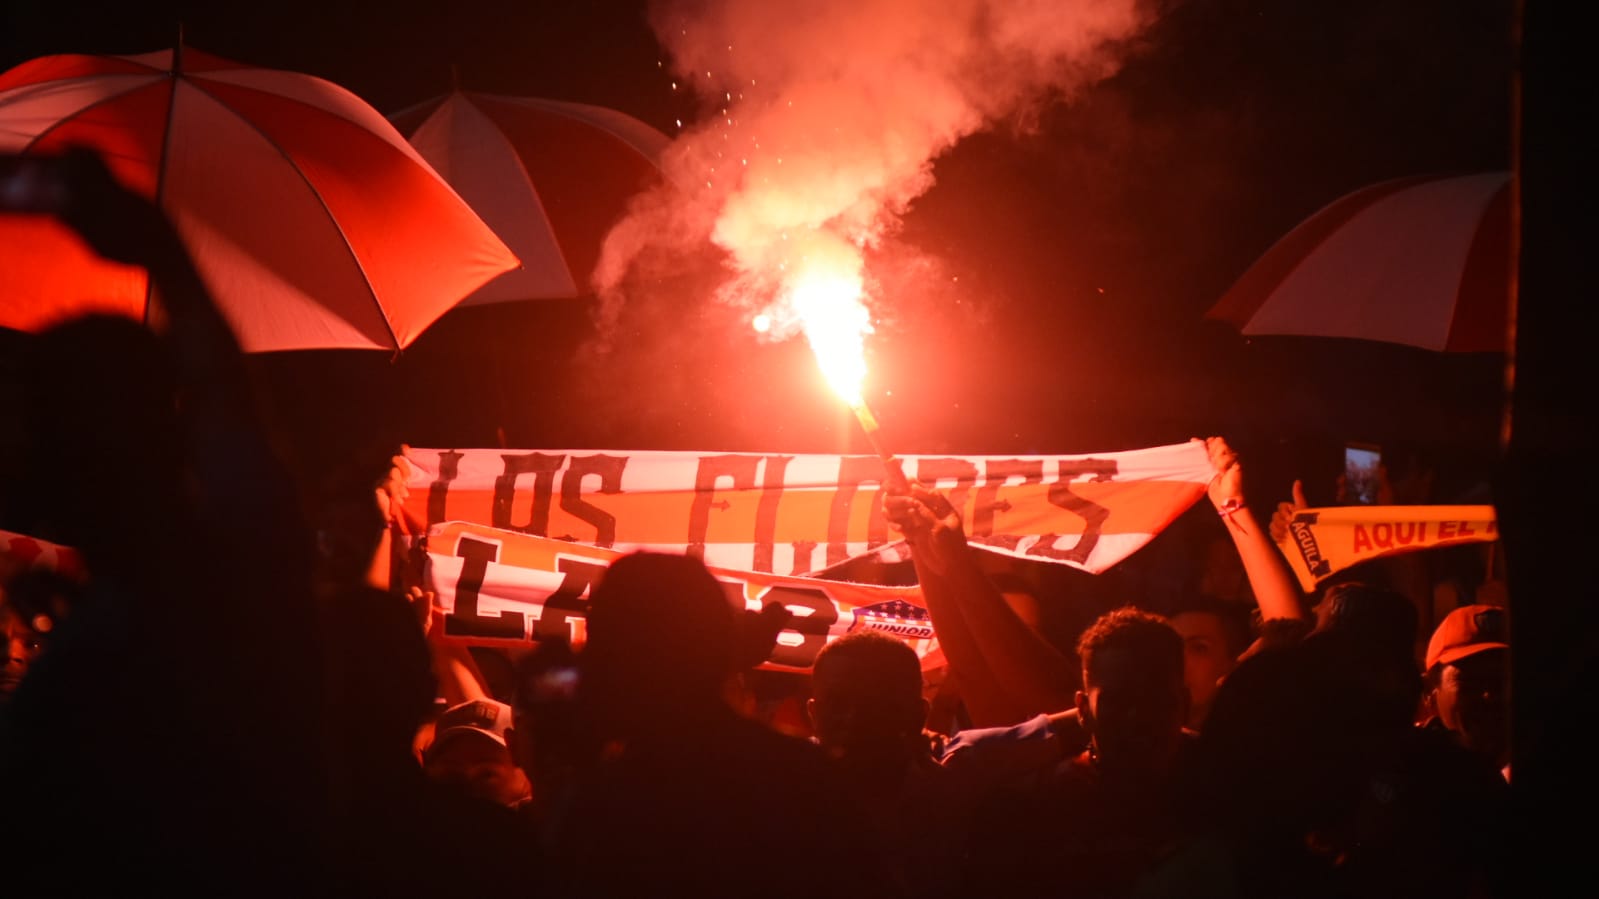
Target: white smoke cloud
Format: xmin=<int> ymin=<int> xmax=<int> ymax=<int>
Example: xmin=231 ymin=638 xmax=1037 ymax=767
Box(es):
xmin=595 ymin=0 xmax=1157 ymax=340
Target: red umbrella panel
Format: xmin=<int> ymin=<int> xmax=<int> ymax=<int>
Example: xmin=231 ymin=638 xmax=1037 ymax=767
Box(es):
xmin=1207 ymin=172 xmax=1511 ymax=353
xmin=0 ymin=49 xmax=518 ymax=352
xmin=389 ymin=90 xmax=669 ymax=304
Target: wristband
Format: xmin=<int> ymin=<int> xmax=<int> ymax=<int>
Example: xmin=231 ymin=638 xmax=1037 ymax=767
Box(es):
xmin=1216 ymin=497 xmax=1245 ymax=519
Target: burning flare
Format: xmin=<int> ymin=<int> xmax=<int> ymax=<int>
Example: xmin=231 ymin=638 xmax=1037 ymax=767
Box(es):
xmin=765 ymin=260 xmax=890 ymax=462
xmin=787 ymin=269 xmax=870 ymax=407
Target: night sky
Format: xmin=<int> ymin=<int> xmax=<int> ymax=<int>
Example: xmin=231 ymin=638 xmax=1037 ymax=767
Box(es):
xmin=1 ymin=0 xmax=1516 ymax=504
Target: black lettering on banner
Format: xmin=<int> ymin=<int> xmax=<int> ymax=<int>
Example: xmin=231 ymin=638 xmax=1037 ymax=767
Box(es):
xmin=1026 ymin=459 xmax=1119 ymax=565
xmin=426 ymin=449 xmax=464 ymax=526
xmin=789 ymin=540 xmax=818 ymax=576
xmin=492 ymin=453 xmax=567 ymax=535
xmin=753 ymin=456 xmax=794 ymax=573
xmin=975 ymin=534 xmax=1026 ymax=552
xmin=827 ymin=456 xmax=893 ymax=567
xmin=745 ymin=582 xmax=841 ymax=668
xmin=558 ymin=455 xmax=627 ymax=546
xmin=1289 ymin=513 xmax=1331 ymax=578
xmin=914 ymin=458 xmax=981 ymax=523
xmin=971 ymin=459 xmax=1044 ymax=538
xmin=444 ymin=536 xmax=526 ymax=639
xmin=533 ymin=556 xmax=608 ymax=642
xmin=688 ymin=455 xmax=761 ymax=559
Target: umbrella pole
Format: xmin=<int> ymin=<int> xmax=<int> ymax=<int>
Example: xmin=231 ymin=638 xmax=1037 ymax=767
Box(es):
xmin=142 ymin=22 xmax=185 ymax=330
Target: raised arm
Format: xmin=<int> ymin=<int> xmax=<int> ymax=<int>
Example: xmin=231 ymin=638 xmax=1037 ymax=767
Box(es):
xmin=406 ymin=585 xmax=489 ymax=706
xmin=51 ymin=148 xmax=251 ymax=423
xmin=45 ymin=147 xmax=310 ymax=586
xmin=368 ymin=450 xmax=414 ymax=592
xmin=1203 ymin=437 xmax=1306 ymax=624
xmin=885 ymin=472 xmax=1076 ymax=726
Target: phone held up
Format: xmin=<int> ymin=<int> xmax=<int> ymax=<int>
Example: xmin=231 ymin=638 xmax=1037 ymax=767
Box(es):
xmin=1344 ymin=441 xmax=1383 ymax=505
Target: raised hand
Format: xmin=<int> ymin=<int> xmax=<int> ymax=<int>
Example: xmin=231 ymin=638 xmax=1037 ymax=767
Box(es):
xmin=407 ymin=585 xmax=440 ymax=640
xmin=883 ymin=481 xmax=965 ymax=577
xmin=44 ymin=147 xmax=167 ymax=266
xmin=1270 ymin=479 xmax=1309 ymax=544
xmin=1201 ymin=436 xmax=1244 ymax=511
xmin=736 ymin=601 xmax=795 ymax=670
xmin=375 ymin=447 xmax=413 ymax=533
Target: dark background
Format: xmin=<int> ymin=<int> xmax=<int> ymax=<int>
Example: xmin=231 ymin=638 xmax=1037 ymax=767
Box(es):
xmin=0 ymin=0 xmax=1517 ymax=508
xmin=9 ymin=3 xmax=1594 ymax=870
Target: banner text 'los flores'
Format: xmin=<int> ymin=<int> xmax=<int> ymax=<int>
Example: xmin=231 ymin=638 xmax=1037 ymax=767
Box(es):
xmin=405 ymin=445 xmax=1212 ymax=575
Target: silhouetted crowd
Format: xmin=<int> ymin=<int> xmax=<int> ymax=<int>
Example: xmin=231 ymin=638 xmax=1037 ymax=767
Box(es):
xmin=1 ymin=151 xmax=1511 ymax=897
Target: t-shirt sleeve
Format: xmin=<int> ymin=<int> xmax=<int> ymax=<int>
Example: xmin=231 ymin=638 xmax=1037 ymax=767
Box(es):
xmin=939 ymin=714 xmax=1065 ymax=789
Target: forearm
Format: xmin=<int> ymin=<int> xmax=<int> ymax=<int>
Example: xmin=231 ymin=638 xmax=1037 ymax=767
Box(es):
xmin=1221 ymin=502 xmax=1307 ymax=621
xmin=431 ymin=640 xmax=490 ymax=705
xmin=366 ymin=526 xmax=394 ymax=591
xmin=938 ymin=546 xmax=1077 ymax=715
xmin=913 ymin=552 xmax=1023 ymax=727
xmin=140 ymin=211 xmax=290 ymax=532
xmin=891 ymin=477 xmax=1073 ymax=724
xmin=128 ymin=208 xmax=251 ymax=402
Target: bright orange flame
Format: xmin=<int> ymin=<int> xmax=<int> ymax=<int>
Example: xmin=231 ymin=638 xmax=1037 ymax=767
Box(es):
xmin=788 ymin=269 xmax=871 ymax=407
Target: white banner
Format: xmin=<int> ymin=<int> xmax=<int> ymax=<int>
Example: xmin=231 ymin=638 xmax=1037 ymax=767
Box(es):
xmin=403 ymin=442 xmax=1212 ymax=575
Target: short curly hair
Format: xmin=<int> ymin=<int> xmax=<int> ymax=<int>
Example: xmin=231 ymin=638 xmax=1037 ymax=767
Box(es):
xmin=1076 ymin=606 xmax=1184 ymax=687
xmin=812 ymin=629 xmax=922 ymax=706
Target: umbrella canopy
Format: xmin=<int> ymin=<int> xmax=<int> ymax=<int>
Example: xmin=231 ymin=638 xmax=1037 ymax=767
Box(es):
xmin=1206 ymin=172 xmax=1511 ymax=352
xmin=0 ymin=48 xmax=518 ymax=352
xmin=389 ymin=90 xmax=668 ymax=304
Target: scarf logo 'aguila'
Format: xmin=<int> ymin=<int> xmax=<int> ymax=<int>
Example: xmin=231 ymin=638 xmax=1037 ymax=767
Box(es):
xmin=1289 ymin=513 xmax=1331 ymax=579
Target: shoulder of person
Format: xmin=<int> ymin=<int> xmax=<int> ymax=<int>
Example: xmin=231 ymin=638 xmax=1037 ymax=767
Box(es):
xmin=1404 ymin=725 xmax=1509 ymax=797
xmin=1255 ymin=616 xmax=1315 ymax=651
xmin=713 ymin=710 xmax=837 ymax=773
xmin=1042 ymin=748 xmax=1097 ymax=787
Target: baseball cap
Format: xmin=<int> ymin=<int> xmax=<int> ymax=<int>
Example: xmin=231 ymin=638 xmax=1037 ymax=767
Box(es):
xmin=425 ymin=698 xmax=513 ymax=762
xmin=1425 ymin=604 xmax=1509 ymax=671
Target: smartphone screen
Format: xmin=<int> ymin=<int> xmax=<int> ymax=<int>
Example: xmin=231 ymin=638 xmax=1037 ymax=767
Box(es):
xmin=534 ymin=666 xmax=580 ymax=700
xmin=1344 ymin=443 xmax=1382 ymax=504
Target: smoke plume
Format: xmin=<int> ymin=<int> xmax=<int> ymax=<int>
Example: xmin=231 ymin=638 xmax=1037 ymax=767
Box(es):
xmin=594 ymin=0 xmax=1157 ymax=346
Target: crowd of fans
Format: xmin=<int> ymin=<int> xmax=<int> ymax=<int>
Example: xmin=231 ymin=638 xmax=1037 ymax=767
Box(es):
xmin=1 ymin=151 xmax=1511 ymax=896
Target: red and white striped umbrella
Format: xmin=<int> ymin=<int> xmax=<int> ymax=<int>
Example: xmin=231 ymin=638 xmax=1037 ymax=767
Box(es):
xmin=1206 ymin=172 xmax=1511 ymax=352
xmin=388 ymin=90 xmax=669 ymax=304
xmin=0 ymin=48 xmax=519 ymax=351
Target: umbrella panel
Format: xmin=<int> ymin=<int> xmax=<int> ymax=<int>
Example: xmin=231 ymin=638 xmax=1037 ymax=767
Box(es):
xmin=1 ymin=50 xmax=520 ymax=351
xmin=471 ymin=94 xmax=662 ymax=296
xmin=1208 ymin=173 xmax=1511 ymax=353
